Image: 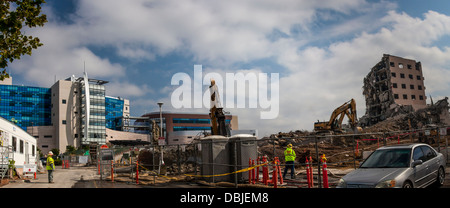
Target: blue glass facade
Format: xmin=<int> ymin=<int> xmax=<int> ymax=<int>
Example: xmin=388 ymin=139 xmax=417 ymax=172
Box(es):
xmin=105 ymin=96 xmax=124 ymax=130
xmin=0 ymin=85 xmax=51 ymax=130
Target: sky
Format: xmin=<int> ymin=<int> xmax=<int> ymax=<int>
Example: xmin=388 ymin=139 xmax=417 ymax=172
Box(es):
xmin=6 ymin=0 xmax=450 ymax=137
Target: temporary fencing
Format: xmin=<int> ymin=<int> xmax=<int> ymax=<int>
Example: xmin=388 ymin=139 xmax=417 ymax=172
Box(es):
xmin=99 ymin=126 xmax=449 ymax=188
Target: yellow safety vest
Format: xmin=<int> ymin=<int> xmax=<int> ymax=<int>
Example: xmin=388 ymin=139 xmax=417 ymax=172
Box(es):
xmin=46 ymin=156 xmax=55 ymax=170
xmin=284 ymin=147 xmax=296 ymax=162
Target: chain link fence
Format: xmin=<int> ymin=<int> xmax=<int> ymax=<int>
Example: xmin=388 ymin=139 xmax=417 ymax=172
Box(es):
xmin=95 ymin=126 xmax=449 ymax=187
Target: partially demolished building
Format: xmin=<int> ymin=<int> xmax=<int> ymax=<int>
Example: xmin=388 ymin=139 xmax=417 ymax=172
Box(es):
xmin=361 ymin=54 xmax=427 ymax=126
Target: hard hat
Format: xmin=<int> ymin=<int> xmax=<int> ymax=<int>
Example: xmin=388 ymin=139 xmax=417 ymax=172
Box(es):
xmin=48 ymin=151 xmax=53 ymax=155
xmin=287 ymin=144 xmax=292 ymax=148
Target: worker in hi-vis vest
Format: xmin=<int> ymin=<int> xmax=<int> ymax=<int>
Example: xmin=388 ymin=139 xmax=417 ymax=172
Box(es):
xmin=283 ymin=144 xmax=296 ymax=179
xmin=46 ymin=151 xmax=55 ymax=183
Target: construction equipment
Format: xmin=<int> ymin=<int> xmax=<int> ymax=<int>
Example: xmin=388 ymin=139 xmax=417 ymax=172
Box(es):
xmin=314 ymin=99 xmax=358 ymax=133
xmin=209 ymin=79 xmax=229 ymax=136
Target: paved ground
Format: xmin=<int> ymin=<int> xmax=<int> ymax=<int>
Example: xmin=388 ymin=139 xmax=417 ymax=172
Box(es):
xmin=2 ymin=165 xmax=449 ymax=188
xmin=1 ymin=166 xmax=99 ymax=188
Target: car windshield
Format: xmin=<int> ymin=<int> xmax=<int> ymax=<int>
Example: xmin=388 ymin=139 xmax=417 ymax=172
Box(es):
xmin=360 ymin=148 xmax=411 ymax=168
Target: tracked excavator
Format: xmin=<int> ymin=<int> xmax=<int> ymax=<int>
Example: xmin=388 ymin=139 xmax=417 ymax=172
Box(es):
xmin=314 ymin=99 xmax=359 ymax=133
xmin=209 ymin=79 xmax=230 ymax=136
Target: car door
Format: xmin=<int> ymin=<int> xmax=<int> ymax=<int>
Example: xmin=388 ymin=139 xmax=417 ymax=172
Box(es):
xmin=420 ymin=146 xmax=439 ymax=184
xmin=411 ymin=147 xmax=428 ymax=187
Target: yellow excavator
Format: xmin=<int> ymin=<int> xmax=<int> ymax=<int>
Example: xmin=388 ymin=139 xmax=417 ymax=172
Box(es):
xmin=209 ymin=79 xmax=229 ymax=136
xmin=314 ymin=99 xmax=359 ymax=133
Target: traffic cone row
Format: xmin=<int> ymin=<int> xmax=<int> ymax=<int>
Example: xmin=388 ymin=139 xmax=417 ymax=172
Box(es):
xmin=305 ymin=154 xmax=329 ymax=188
xmin=62 ymin=160 xmax=70 ymax=169
xmin=248 ymin=156 xmax=283 ymax=188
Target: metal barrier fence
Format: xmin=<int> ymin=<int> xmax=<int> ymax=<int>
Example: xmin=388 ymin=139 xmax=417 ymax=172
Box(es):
xmin=99 ymin=126 xmax=449 ymax=187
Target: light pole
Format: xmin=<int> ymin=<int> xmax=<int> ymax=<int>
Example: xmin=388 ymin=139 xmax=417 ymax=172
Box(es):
xmin=157 ymin=102 xmax=164 ymax=175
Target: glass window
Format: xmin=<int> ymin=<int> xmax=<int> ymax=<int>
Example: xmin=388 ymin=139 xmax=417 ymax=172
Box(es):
xmin=12 ymin=136 xmax=17 ymax=152
xmin=20 ymin=140 xmax=24 ymax=154
xmin=420 ymin=146 xmax=436 ymax=162
xmin=360 ymin=149 xmax=411 ymax=168
xmin=413 ymin=147 xmax=424 ymax=161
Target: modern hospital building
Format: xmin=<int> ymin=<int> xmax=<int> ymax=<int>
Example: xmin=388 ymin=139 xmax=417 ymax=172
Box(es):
xmin=0 ymin=74 xmax=239 ymax=154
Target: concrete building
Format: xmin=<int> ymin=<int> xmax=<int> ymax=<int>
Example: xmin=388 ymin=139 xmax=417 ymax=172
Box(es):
xmin=0 ymin=75 xmax=132 ymax=154
xmin=361 ymin=54 xmax=427 ymax=126
xmin=139 ymin=112 xmax=238 ymax=145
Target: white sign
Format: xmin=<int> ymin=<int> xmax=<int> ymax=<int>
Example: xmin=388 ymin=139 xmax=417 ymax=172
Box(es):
xmin=440 ymin=128 xmax=447 ymax=136
xmin=79 ymin=156 xmax=88 ymax=164
xmin=158 ymin=137 xmax=166 ymax=145
xmin=425 ymin=130 xmax=430 ymax=136
xmin=23 ymin=164 xmax=36 ymax=173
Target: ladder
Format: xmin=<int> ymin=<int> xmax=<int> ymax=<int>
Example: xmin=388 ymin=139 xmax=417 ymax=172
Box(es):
xmin=0 ymin=146 xmax=13 ymax=180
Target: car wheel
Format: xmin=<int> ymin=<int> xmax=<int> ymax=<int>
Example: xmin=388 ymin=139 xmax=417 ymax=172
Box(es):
xmin=436 ymin=167 xmax=445 ymax=186
xmin=402 ymin=181 xmax=413 ymax=188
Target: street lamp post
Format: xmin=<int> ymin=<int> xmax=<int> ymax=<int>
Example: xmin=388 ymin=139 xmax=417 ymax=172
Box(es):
xmin=157 ymin=102 xmax=164 ymax=175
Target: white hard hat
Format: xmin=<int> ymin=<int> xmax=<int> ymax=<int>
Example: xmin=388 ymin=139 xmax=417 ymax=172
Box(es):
xmin=48 ymin=151 xmax=53 ymax=155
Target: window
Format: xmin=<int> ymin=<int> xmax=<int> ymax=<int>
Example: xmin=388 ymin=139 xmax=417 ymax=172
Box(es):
xmin=417 ymin=75 xmax=421 ymax=80
xmin=394 ymin=94 xmax=399 ymax=99
xmin=407 ymin=64 xmax=412 ymax=69
xmin=408 ymin=74 xmax=413 ymax=79
xmin=413 ymin=147 xmax=425 ymax=161
xmin=390 ymin=62 xmax=395 ymax=67
xmin=419 ymin=146 xmax=436 ymax=162
xmin=12 ymin=136 xmax=17 ymax=152
xmin=393 ymin=83 xmax=397 ymax=88
xmin=401 ymin=84 xmax=406 ymax=89
xmin=20 ymin=140 xmax=23 ymax=154
xmin=44 ymin=135 xmax=52 ymax=138
xmin=418 ymin=85 xmax=422 ymax=90
xmin=411 ymin=95 xmax=416 ymax=100
xmin=32 ymin=145 xmax=35 ymax=156
xmin=391 ymin=72 xmax=396 ymax=77
xmin=62 ymin=120 xmax=66 ymax=124
xmin=403 ymin=94 xmax=408 ymax=99
xmin=62 ymin=99 xmax=66 ymax=104
xmin=420 ymin=95 xmax=424 ymax=100
xmin=410 ymin=85 xmax=414 ymax=90
xmin=400 ymin=73 xmax=405 ymax=78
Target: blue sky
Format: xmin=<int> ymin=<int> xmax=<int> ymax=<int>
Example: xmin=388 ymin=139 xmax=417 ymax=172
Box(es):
xmin=7 ymin=0 xmax=450 ymax=136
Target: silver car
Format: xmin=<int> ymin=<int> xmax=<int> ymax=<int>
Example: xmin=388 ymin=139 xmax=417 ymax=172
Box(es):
xmin=337 ymin=143 xmax=446 ymax=188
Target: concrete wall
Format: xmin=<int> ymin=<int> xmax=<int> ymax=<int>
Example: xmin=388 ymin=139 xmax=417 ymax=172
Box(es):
xmin=105 ymin=128 xmax=149 ymax=143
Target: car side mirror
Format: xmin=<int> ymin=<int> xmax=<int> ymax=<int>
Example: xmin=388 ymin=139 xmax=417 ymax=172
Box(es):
xmin=412 ymin=160 xmax=423 ymax=167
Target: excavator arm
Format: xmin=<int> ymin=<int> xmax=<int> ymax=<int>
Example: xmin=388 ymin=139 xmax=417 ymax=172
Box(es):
xmin=314 ymin=99 xmax=358 ymax=132
xmin=209 ymin=79 xmax=229 ymax=136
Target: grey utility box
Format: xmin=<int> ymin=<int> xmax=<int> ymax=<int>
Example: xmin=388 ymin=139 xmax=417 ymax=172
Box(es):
xmin=229 ymin=134 xmax=258 ymax=182
xmin=200 ymin=135 xmax=231 ymax=182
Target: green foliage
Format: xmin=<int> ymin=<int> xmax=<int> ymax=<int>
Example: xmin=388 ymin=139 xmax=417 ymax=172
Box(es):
xmin=50 ymin=148 xmax=59 ymax=156
xmin=0 ymin=0 xmax=47 ymax=80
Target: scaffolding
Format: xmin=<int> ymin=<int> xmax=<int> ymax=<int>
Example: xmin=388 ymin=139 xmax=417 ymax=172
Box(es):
xmin=0 ymin=146 xmax=13 ymax=180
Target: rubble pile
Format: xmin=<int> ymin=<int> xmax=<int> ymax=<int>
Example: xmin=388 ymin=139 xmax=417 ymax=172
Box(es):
xmin=138 ymin=145 xmax=198 ymax=175
xmin=258 ymin=97 xmax=450 ymax=167
xmin=363 ymin=97 xmax=450 ymax=132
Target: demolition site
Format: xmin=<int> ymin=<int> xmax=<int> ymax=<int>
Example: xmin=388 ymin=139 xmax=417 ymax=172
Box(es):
xmin=1 ymin=54 xmax=450 ymax=189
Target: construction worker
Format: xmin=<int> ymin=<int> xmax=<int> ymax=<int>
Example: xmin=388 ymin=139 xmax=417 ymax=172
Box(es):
xmin=283 ymin=144 xmax=296 ymax=179
xmin=46 ymin=151 xmax=55 ymax=183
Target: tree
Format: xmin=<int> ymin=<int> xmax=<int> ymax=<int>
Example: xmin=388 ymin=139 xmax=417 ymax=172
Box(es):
xmin=0 ymin=0 xmax=47 ymax=80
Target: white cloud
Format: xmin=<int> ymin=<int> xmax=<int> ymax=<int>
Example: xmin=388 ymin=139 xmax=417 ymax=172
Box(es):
xmin=7 ymin=1 xmax=450 ymax=138
xmin=257 ymin=10 xmax=450 ymax=136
